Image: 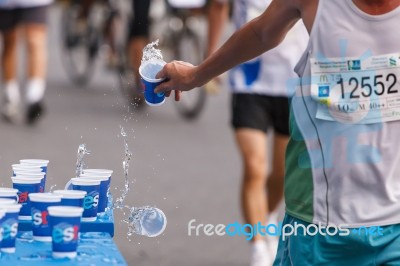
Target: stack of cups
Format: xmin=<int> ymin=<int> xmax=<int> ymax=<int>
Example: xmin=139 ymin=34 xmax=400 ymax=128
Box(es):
xmin=80 ymin=169 xmax=113 ymax=215
xmin=65 ymin=178 xmax=101 ymax=222
xmin=11 ymin=159 xmax=49 ymax=220
xmin=0 ymin=198 xmax=22 ymax=253
xmin=19 ymin=159 xmax=49 ymax=191
xmin=11 ymin=176 xmax=43 ymax=220
xmin=0 ymin=188 xmax=19 ymax=201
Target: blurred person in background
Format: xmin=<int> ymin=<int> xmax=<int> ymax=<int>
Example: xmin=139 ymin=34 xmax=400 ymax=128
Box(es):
xmin=207 ymin=0 xmax=308 ymax=265
xmin=0 ymin=0 xmax=52 ymax=124
xmin=79 ymin=0 xmax=151 ymax=105
xmin=128 ymin=0 xmax=151 ymax=106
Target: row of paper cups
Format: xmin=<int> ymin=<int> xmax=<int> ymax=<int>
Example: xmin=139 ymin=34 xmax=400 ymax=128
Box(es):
xmin=65 ymin=169 xmax=113 ymax=221
xmin=9 ymin=163 xmax=113 ymax=222
xmin=0 ymin=197 xmax=83 ymax=258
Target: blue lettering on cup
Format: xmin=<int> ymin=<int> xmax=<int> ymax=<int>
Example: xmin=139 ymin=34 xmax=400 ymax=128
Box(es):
xmin=1 ymin=217 xmax=18 ymax=249
xmin=31 ymin=200 xmax=60 ymax=238
xmin=13 ymin=183 xmax=41 ymax=217
xmin=49 ymin=217 xmax=81 ymax=254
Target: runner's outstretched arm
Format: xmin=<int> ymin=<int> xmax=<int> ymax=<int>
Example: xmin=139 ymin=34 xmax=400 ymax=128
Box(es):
xmin=155 ymin=0 xmax=303 ymax=95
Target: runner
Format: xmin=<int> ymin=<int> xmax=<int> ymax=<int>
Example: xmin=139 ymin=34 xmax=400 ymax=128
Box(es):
xmin=0 ymin=0 xmax=52 ymax=124
xmin=156 ymin=0 xmax=400 ymax=264
xmin=128 ymin=0 xmax=151 ymax=106
xmin=207 ymin=1 xmax=307 ymax=265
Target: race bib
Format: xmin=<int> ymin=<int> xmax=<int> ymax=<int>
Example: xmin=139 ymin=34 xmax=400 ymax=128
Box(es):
xmin=310 ymin=53 xmax=400 ymax=124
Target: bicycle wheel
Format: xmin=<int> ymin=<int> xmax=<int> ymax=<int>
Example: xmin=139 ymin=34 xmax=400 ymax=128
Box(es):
xmin=60 ymin=4 xmax=98 ymax=86
xmin=172 ymin=29 xmax=207 ymax=120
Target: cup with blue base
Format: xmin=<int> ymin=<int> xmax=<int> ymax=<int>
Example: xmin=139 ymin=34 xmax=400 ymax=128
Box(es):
xmin=11 ymin=176 xmax=42 ymax=220
xmin=53 ymin=190 xmax=87 ymax=207
xmin=65 ymin=178 xmax=101 ymax=222
xmin=29 ymin=193 xmax=62 ymax=242
xmin=0 ymin=188 xmax=19 ymax=202
xmin=15 ymin=171 xmax=46 ymax=192
xmin=48 ymin=206 xmax=84 ymax=259
xmin=0 ymin=202 xmax=22 ymax=253
xmin=20 ymin=159 xmax=49 ymax=191
xmin=139 ymin=59 xmax=167 ymax=106
xmin=80 ymin=173 xmax=111 ymax=215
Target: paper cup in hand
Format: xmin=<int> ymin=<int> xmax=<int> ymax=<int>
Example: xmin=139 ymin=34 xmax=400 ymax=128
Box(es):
xmin=139 ymin=59 xmax=166 ymax=106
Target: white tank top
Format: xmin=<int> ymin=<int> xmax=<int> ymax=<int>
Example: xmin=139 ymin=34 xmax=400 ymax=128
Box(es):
xmin=229 ymin=0 xmax=308 ymax=96
xmin=289 ymin=0 xmax=400 ymax=226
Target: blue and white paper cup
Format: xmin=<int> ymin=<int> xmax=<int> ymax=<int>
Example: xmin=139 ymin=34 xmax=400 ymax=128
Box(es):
xmin=80 ymin=173 xmax=111 ymax=214
xmin=53 ymin=190 xmax=87 ymax=207
xmin=0 ymin=188 xmax=19 ymax=202
xmin=15 ymin=171 xmax=46 ymax=193
xmin=20 ymin=159 xmax=49 ymax=191
xmin=11 ymin=176 xmax=43 ymax=220
xmin=48 ymin=206 xmax=83 ymax=259
xmin=0 ymin=203 xmax=22 ymax=253
xmin=139 ymin=59 xmax=166 ymax=106
xmin=66 ymin=178 xmax=101 ymax=222
xmin=29 ymin=193 xmax=62 ymax=242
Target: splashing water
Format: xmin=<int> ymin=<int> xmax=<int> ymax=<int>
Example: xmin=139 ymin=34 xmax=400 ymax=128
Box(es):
xmin=48 ymin=184 xmax=56 ymax=193
xmin=106 ymin=126 xmax=167 ymax=238
xmin=111 ymin=127 xmax=132 ymax=210
xmin=76 ymin=144 xmax=91 ymax=177
xmin=141 ymin=39 xmax=163 ymax=64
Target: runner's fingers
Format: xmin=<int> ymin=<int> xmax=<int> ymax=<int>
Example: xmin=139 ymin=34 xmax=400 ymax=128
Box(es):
xmin=175 ymin=90 xmax=181 ymax=101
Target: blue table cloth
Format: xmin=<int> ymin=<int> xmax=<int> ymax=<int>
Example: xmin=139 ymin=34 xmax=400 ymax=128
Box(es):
xmin=0 ymin=232 xmax=127 ymax=265
xmin=18 ymin=212 xmax=115 ymax=236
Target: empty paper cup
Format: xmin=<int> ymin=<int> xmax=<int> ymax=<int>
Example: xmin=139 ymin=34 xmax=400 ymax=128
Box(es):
xmin=12 ymin=176 xmax=43 ymax=220
xmin=29 ymin=193 xmax=62 ymax=242
xmin=53 ymin=190 xmax=87 ymax=207
xmin=48 ymin=206 xmax=83 ymax=259
xmin=0 ymin=203 xmax=22 ymax=253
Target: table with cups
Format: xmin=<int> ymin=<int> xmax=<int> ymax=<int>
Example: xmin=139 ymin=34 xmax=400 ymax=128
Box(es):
xmin=0 ymin=160 xmax=127 ymax=265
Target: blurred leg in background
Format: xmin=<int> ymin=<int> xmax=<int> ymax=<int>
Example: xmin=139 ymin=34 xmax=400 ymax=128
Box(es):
xmin=0 ymin=5 xmax=49 ymax=125
xmin=0 ymin=10 xmax=21 ymax=122
xmin=128 ymin=0 xmax=151 ymax=105
xmin=24 ymin=15 xmax=48 ymax=124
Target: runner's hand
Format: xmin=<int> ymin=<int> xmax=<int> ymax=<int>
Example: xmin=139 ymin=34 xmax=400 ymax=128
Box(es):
xmin=155 ymin=61 xmax=197 ymax=101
